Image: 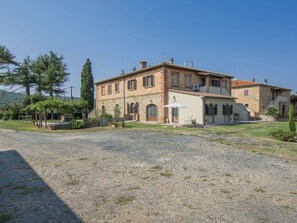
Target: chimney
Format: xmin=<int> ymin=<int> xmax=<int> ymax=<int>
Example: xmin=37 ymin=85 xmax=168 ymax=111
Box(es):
xmin=139 ymin=61 xmax=147 ymax=69
xmin=169 ymin=58 xmax=174 ymax=64
xmin=264 ymin=79 xmax=268 ymax=85
xmin=190 ymin=61 xmax=193 ymax=68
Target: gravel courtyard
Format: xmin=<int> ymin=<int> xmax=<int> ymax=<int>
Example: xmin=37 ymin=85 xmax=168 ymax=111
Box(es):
xmin=0 ymin=128 xmax=296 ymax=223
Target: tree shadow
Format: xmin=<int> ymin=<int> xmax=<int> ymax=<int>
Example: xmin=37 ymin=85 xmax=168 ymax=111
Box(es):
xmin=0 ymin=150 xmax=82 ymax=223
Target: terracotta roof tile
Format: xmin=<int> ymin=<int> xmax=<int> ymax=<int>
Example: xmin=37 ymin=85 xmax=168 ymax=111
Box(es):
xmin=232 ymin=79 xmax=291 ymax=91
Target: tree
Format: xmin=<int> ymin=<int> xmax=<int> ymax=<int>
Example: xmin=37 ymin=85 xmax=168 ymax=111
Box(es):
xmin=289 ymin=103 xmax=296 ymax=133
xmin=31 ymin=52 xmax=69 ymax=97
xmin=0 ymin=45 xmax=19 ymax=71
xmin=41 ymin=52 xmax=69 ymax=97
xmin=1 ymin=57 xmax=35 ymax=96
xmin=80 ymin=58 xmax=94 ymax=111
xmin=132 ymin=66 xmax=136 ymax=72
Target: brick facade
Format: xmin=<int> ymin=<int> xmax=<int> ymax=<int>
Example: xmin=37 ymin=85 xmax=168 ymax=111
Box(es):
xmin=95 ymin=62 xmax=233 ymax=123
xmin=232 ymin=80 xmax=291 ymax=117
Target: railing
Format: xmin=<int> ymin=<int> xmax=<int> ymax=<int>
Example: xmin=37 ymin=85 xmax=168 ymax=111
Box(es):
xmin=199 ymin=86 xmax=230 ymax=96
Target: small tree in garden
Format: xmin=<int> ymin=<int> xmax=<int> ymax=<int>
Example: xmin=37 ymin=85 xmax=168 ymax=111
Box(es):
xmin=80 ymin=58 xmax=94 ymax=112
xmin=288 ymin=103 xmax=296 ymax=133
xmin=266 ymin=106 xmax=280 ymax=117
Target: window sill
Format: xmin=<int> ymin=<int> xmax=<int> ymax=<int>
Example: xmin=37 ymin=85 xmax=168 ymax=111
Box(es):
xmin=144 ymin=85 xmax=153 ymax=89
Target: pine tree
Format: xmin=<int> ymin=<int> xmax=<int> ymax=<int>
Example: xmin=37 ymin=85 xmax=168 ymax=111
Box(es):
xmin=80 ymin=58 xmax=94 ymax=111
xmin=289 ymin=103 xmax=296 ymax=133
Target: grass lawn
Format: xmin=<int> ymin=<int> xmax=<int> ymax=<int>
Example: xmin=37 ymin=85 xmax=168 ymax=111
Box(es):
xmin=1 ymin=120 xmax=296 ymax=160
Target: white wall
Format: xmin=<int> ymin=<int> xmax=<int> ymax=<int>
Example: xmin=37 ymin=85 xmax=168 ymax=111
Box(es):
xmin=234 ymin=103 xmax=250 ymax=121
xmin=168 ymin=92 xmax=204 ymax=125
xmin=204 ymin=98 xmax=235 ymax=125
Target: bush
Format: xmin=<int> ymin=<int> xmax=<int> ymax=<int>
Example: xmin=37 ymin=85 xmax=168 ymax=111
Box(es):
xmin=269 ymin=129 xmax=296 ymax=142
xmin=85 ymin=118 xmax=99 ymax=127
xmin=69 ymin=120 xmax=85 ymax=129
xmin=289 ymin=104 xmax=296 ymax=133
xmin=266 ymin=106 xmax=280 ymax=117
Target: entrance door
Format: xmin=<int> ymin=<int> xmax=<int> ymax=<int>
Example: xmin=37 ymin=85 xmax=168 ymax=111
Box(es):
xmin=281 ymin=104 xmax=286 ymax=117
xmin=147 ymin=104 xmax=157 ymax=121
xmin=172 ymin=107 xmax=179 ymax=123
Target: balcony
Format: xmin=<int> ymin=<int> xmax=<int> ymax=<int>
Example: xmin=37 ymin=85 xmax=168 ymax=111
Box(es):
xmin=199 ymin=86 xmax=230 ymax=96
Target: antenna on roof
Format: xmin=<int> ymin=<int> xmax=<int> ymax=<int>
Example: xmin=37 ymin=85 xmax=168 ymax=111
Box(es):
xmin=184 ymin=59 xmax=187 ymax=67
xmin=160 ymin=51 xmax=170 ymax=62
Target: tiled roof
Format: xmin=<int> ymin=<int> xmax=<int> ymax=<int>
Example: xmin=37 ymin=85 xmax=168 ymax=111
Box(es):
xmin=232 ymin=80 xmax=259 ymax=87
xmin=95 ymin=62 xmax=233 ymax=84
xmin=169 ymin=89 xmax=236 ymax=99
xmin=232 ymin=79 xmax=291 ymax=91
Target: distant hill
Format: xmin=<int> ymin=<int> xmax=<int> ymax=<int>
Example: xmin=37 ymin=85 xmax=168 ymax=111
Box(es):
xmin=0 ymin=89 xmax=80 ymax=107
xmin=0 ymin=89 xmax=25 ymax=107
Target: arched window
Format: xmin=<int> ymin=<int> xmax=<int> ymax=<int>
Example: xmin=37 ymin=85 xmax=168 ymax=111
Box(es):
xmin=223 ymin=104 xmax=226 ymax=115
xmin=135 ymin=102 xmax=139 ymax=113
xmin=130 ymin=103 xmax=134 ymax=113
xmin=226 ymin=104 xmax=230 ymax=115
xmin=214 ymin=104 xmax=218 ymax=115
xmin=205 ymin=104 xmax=209 ymax=115
xmin=102 ymin=105 xmax=106 ymax=114
xmin=230 ymin=105 xmax=233 ymax=115
xmin=209 ymin=104 xmax=214 ymax=115
xmin=114 ymin=104 xmax=120 ymax=118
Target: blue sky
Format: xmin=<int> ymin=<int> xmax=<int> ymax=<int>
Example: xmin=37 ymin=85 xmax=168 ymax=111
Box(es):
xmin=0 ymin=0 xmax=296 ymax=97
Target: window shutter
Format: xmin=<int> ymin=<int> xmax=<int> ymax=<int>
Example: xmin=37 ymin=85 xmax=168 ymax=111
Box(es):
xmin=134 ymin=80 xmax=137 ymax=89
xmin=143 ymin=77 xmax=146 ymax=87
xmin=214 ymin=104 xmax=217 ymax=115
xmin=152 ymin=75 xmax=154 ymax=87
xmin=205 ymin=104 xmax=209 ymax=115
xmin=223 ymin=104 xmax=226 ymax=115
xmin=230 ymin=105 xmax=233 ymax=115
xmin=127 ymin=80 xmax=130 ymax=90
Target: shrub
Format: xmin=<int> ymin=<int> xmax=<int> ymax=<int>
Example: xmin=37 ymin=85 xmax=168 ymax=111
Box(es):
xmin=69 ymin=120 xmax=85 ymax=129
xmin=85 ymin=118 xmax=99 ymax=127
xmin=191 ymin=119 xmax=196 ymax=126
xmin=269 ymin=129 xmax=296 ymax=142
xmin=289 ymin=104 xmax=296 ymax=133
xmin=266 ymin=106 xmax=280 ymax=117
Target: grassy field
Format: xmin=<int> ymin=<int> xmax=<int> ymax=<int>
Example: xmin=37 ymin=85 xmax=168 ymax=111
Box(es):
xmin=1 ymin=120 xmax=296 ymax=160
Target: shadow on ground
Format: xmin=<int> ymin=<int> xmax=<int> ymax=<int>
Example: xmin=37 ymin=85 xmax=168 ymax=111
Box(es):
xmin=0 ymin=150 xmax=82 ymax=223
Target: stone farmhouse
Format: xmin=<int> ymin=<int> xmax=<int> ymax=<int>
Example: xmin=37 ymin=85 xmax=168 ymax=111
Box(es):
xmin=231 ymin=79 xmax=291 ymax=118
xmin=95 ymin=59 xmax=248 ymax=125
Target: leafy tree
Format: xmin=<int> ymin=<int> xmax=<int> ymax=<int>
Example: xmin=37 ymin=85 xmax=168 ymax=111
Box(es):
xmin=0 ymin=45 xmax=19 ymax=71
xmin=266 ymin=106 xmax=280 ymax=117
xmin=289 ymin=103 xmax=296 ymax=133
xmin=132 ymin=66 xmax=136 ymax=72
xmin=31 ymin=52 xmax=69 ymax=97
xmin=80 ymin=58 xmax=94 ymax=111
xmin=1 ymin=57 xmax=35 ymax=96
xmin=41 ymin=52 xmax=69 ymax=97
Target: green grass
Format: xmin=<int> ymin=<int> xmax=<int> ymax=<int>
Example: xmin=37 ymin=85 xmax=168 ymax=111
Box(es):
xmin=0 ymin=120 xmax=46 ymax=132
xmin=1 ymin=120 xmax=296 ymax=160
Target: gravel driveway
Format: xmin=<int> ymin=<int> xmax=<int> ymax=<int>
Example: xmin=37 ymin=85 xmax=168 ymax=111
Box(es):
xmin=0 ymin=128 xmax=296 ymax=223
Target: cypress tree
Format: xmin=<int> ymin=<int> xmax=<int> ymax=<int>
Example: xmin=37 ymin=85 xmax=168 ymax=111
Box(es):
xmin=288 ymin=103 xmax=296 ymax=133
xmin=80 ymin=58 xmax=94 ymax=111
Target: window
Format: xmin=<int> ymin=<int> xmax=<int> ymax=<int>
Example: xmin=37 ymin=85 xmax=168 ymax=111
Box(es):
xmin=115 ymin=83 xmax=119 ymax=93
xmin=211 ymin=79 xmax=220 ymax=87
xmin=143 ymin=75 xmax=154 ymax=87
xmin=101 ymin=105 xmax=106 ymax=114
xmin=244 ymin=89 xmax=249 ymax=96
xmin=206 ymin=104 xmax=217 ymax=116
xmin=127 ymin=79 xmax=137 ymax=90
xmin=205 ymin=104 xmax=209 ymax=115
xmin=223 ymin=104 xmax=233 ymax=115
xmin=172 ymin=72 xmax=179 ymax=87
xmin=108 ymin=85 xmax=112 ymax=95
xmin=101 ymin=86 xmax=105 ymax=95
xmin=184 ymin=74 xmax=192 ymax=88
xmin=209 ymin=104 xmax=214 ymax=115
